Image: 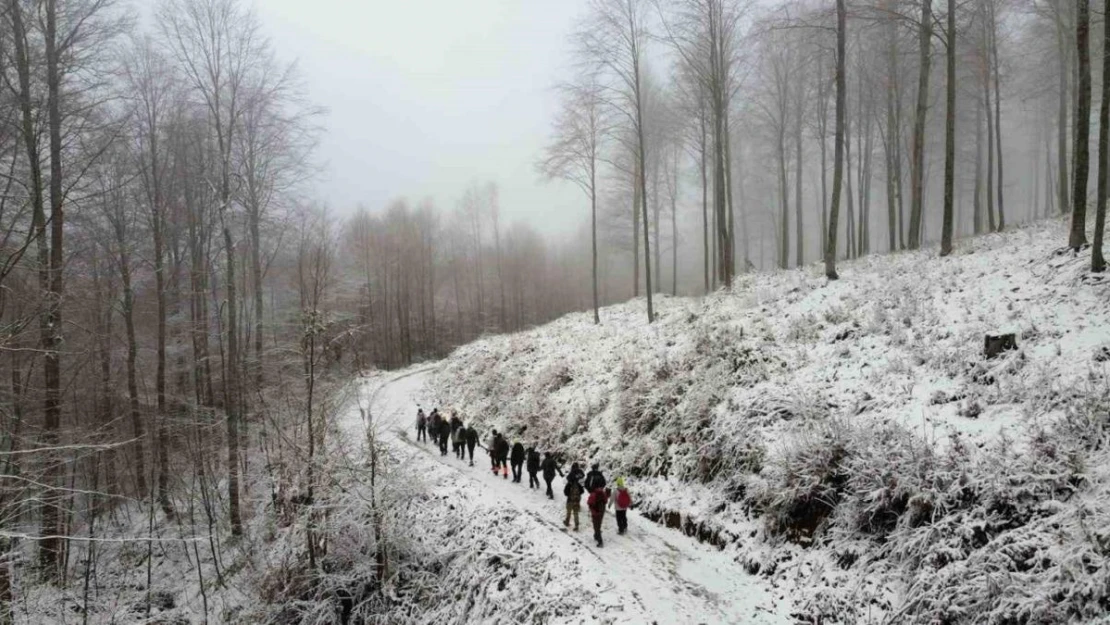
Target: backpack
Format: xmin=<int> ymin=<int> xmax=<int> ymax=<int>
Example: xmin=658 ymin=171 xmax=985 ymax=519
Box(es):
xmin=616 ymin=488 xmax=632 ymax=510
xmin=587 ymin=489 xmax=607 ymax=513
xmin=564 ymin=481 xmax=583 ymax=502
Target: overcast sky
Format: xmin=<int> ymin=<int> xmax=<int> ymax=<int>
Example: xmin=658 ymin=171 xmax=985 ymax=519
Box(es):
xmin=255 ymin=0 xmax=591 ymax=235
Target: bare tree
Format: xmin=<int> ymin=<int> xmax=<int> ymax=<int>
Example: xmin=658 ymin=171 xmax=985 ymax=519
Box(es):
xmin=579 ymin=0 xmax=656 ymax=321
xmin=160 ymin=0 xmax=269 ymax=536
xmin=908 ymin=0 xmax=934 ymax=250
xmin=539 ymin=76 xmax=610 ymax=324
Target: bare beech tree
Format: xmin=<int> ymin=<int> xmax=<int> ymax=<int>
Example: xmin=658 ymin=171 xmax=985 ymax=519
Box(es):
xmin=579 ymin=0 xmax=656 ymax=321
xmin=539 ymin=75 xmax=610 ymax=324
xmin=159 ymin=0 xmax=268 ymax=536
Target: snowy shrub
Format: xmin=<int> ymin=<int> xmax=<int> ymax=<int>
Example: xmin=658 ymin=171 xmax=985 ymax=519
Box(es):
xmin=741 ymin=384 xmax=829 ymax=425
xmin=823 ymin=303 xmax=852 ymax=326
xmin=537 ymin=361 xmax=573 ymax=393
xmin=759 ymin=419 xmax=852 ymax=542
xmin=785 ymin=312 xmax=821 ymax=343
xmin=837 ymin=423 xmax=971 ymax=539
xmin=898 ymin=497 xmax=1110 ymax=624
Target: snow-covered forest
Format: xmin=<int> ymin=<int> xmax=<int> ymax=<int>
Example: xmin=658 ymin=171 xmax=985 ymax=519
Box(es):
xmin=1 ymin=0 xmax=1108 ymax=623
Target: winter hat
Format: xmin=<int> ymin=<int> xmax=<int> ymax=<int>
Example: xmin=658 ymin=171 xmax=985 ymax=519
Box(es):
xmin=591 ymin=463 xmax=599 ymax=471
xmin=616 ymin=476 xmax=626 ymax=488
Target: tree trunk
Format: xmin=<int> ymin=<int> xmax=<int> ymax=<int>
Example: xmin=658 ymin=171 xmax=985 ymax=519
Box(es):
xmin=989 ymin=0 xmax=1005 ymax=230
xmin=633 ymin=158 xmax=641 ymax=297
xmin=118 ymin=242 xmax=148 ymax=495
xmin=700 ymin=107 xmax=710 ymax=293
xmin=795 ymin=88 xmax=805 ymax=267
xmin=1094 ymin=0 xmax=1110 ymax=271
xmin=591 ymin=160 xmax=601 ymax=322
xmin=974 ymin=94 xmax=984 ymax=235
xmin=941 ymin=0 xmax=957 ymax=257
xmin=778 ymin=127 xmax=790 ymax=269
xmin=636 ymin=86 xmax=654 ymax=321
xmin=1071 ymin=0 xmax=1091 ymax=250
xmin=1058 ymin=13 xmax=1072 ymax=215
xmin=40 ymin=0 xmax=65 ymax=576
xmin=909 ymin=0 xmax=933 ymax=250
xmin=846 ymin=95 xmax=856 ymax=259
xmin=826 ymin=0 xmax=846 ymax=279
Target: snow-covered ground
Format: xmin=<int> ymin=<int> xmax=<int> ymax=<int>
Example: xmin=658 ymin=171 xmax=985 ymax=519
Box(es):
xmin=429 ymin=218 xmax=1110 ymax=623
xmin=350 ymin=367 xmax=794 ymax=624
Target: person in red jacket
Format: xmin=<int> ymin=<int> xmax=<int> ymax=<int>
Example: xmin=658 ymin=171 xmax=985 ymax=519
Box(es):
xmin=611 ymin=477 xmax=632 ymax=535
xmin=587 ymin=486 xmax=609 ymax=547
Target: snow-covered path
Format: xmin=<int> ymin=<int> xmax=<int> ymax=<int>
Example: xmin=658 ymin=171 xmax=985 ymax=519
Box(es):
xmin=352 ymin=367 xmax=794 ymax=625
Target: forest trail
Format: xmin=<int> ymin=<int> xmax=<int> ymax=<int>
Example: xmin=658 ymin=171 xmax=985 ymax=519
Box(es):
xmin=348 ymin=368 xmax=794 ymax=625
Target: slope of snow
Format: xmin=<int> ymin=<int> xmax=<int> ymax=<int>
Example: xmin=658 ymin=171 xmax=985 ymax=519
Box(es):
xmin=431 ymin=218 xmax=1110 ymax=623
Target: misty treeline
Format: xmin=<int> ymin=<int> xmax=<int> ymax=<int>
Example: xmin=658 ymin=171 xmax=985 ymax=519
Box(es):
xmin=541 ymin=0 xmax=1110 ymax=323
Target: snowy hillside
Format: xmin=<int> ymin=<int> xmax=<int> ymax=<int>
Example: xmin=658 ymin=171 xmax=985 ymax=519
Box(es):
xmin=431 ymin=218 xmax=1110 ymax=623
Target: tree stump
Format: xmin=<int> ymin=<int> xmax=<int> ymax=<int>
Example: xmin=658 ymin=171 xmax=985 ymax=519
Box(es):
xmin=984 ymin=333 xmax=1017 ymax=359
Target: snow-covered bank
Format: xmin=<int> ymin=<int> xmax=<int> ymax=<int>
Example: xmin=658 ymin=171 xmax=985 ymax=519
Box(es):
xmin=431 ymin=218 xmax=1110 ymax=623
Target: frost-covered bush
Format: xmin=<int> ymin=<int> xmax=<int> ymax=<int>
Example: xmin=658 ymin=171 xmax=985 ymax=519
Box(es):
xmin=758 ymin=419 xmax=852 ymax=542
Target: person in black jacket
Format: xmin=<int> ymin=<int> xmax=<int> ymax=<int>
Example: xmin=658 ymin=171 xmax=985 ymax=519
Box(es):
xmin=525 ymin=446 xmax=541 ymax=489
xmin=541 ymin=453 xmax=563 ymax=499
xmin=563 ymin=476 xmax=584 ymax=531
xmin=464 ymin=425 xmax=479 ymax=466
xmin=487 ymin=430 xmax=500 ymax=474
xmin=566 ymin=462 xmax=584 ymax=486
xmin=437 ymin=415 xmax=450 ymax=456
xmin=510 ymin=441 xmax=525 ymax=483
xmin=584 ymin=463 xmax=605 ymax=493
xmin=493 ymin=433 xmax=510 ymax=479
xmin=429 ymin=410 xmax=442 ymax=446
xmin=450 ymin=413 xmax=463 ymax=436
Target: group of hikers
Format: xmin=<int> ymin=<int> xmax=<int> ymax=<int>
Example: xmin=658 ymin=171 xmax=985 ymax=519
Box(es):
xmin=415 ymin=407 xmax=633 ymax=547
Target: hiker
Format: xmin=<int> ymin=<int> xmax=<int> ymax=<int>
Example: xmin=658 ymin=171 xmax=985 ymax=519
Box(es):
xmin=429 ymin=409 xmax=443 ymax=446
xmin=566 ymin=461 xmax=584 ymax=486
xmin=464 ymin=424 xmax=479 ymax=466
xmin=611 ymin=477 xmax=632 ymax=535
xmin=584 ymin=463 xmax=606 ymax=493
xmin=416 ymin=408 xmax=427 ymax=443
xmin=452 ymin=423 xmax=466 ymax=459
xmin=494 ymin=432 xmax=510 ymax=479
xmin=541 ymin=452 xmax=563 ymax=499
xmin=450 ymin=412 xmax=463 ymax=436
xmin=438 ymin=416 xmax=450 ymax=456
xmin=526 ymin=445 xmax=541 ymax=489
xmin=487 ymin=430 xmax=500 ymax=474
xmin=563 ymin=473 xmax=584 ymax=531
xmin=587 ymin=485 xmax=610 ymax=547
xmin=510 ymin=441 xmax=525 ymax=483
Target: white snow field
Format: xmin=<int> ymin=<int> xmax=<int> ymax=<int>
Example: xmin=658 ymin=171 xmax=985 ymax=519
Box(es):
xmin=427 ymin=218 xmax=1110 ymax=623
xmin=348 ymin=367 xmax=794 ymax=625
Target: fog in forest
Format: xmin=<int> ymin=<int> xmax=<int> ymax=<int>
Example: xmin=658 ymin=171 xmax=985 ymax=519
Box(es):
xmin=3 ymin=0 xmax=1108 ymax=622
